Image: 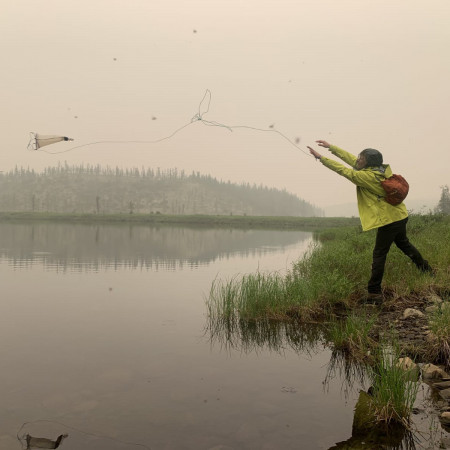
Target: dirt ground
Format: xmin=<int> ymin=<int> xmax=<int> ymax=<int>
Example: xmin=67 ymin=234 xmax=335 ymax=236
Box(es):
xmin=371 ymin=295 xmax=431 ymax=356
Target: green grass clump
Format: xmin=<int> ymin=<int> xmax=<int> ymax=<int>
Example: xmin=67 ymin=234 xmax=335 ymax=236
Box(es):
xmin=429 ymin=303 xmax=450 ymax=337
xmin=428 ymin=302 xmax=450 ymax=367
xmin=207 ymin=272 xmax=288 ymax=348
xmin=368 ymin=345 xmax=419 ymax=426
xmin=288 ymin=236 xmax=371 ymax=301
xmin=208 ymin=272 xmax=288 ymax=321
xmin=328 ymin=313 xmax=377 ymax=359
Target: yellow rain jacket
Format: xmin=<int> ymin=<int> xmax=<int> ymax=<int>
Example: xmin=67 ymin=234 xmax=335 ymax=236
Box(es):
xmin=320 ymin=145 xmax=408 ymax=231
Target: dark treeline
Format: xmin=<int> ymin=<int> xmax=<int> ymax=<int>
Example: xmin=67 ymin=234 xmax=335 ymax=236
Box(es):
xmin=0 ymin=164 xmax=323 ymax=216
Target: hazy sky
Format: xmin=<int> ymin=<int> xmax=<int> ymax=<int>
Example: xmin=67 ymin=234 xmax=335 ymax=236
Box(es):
xmin=2 ymin=0 xmax=449 ymax=210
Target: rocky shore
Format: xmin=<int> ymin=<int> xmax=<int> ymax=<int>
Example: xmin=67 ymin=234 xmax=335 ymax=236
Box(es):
xmin=368 ymin=292 xmax=450 ymax=446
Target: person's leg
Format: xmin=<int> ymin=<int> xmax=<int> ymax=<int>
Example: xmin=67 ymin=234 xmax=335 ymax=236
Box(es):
xmin=367 ymin=222 xmax=398 ymax=294
xmin=394 ymin=218 xmax=433 ymax=272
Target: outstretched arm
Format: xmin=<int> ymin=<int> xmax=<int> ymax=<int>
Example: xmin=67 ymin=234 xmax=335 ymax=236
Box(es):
xmin=315 ymin=140 xmax=357 ymax=167
xmin=311 ymin=143 xmax=382 ymax=191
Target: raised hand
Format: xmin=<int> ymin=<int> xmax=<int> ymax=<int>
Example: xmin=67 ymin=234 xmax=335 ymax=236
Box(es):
xmin=307 ymin=146 xmax=322 ymax=160
xmin=316 ymin=140 xmax=330 ymax=148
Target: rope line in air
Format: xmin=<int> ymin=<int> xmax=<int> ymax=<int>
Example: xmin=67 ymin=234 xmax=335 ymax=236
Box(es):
xmin=40 ymin=89 xmax=313 ymax=158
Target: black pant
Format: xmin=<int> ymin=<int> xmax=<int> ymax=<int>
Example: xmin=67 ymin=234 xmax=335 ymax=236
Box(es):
xmin=368 ymin=217 xmax=431 ymax=294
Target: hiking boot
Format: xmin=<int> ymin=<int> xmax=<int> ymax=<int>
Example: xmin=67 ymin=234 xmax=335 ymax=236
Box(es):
xmin=419 ymin=260 xmax=435 ymax=275
xmin=361 ymin=293 xmax=384 ymax=306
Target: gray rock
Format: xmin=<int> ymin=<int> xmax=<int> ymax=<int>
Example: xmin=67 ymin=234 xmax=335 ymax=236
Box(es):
xmin=397 ymin=357 xmax=416 ymax=370
xmin=402 ymin=308 xmax=424 ymax=319
xmin=421 ymin=363 xmax=449 ymax=380
xmin=427 ymin=293 xmax=443 ymax=305
xmin=397 ymin=357 xmax=420 ymax=380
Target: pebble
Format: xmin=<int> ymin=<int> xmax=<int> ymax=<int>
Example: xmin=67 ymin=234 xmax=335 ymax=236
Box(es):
xmin=421 ymin=363 xmax=449 ymax=380
xmin=402 ymin=308 xmax=425 ymax=319
xmin=427 ymin=294 xmax=443 ymax=304
xmin=441 ymin=411 xmax=450 ymax=425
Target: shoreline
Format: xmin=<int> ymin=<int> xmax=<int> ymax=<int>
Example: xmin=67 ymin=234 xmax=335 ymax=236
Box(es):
xmin=0 ymin=211 xmax=359 ymax=229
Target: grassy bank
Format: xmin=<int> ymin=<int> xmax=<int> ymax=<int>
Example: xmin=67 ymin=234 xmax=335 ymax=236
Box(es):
xmin=209 ymin=214 xmax=449 ymax=320
xmin=0 ymin=211 xmax=359 ymax=229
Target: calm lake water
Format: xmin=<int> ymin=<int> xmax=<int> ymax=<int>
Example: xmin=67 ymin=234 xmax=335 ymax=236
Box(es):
xmin=0 ymin=223 xmax=440 ymax=449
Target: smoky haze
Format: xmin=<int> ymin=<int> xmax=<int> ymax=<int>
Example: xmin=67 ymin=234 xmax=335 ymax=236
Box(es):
xmin=2 ymin=0 xmax=449 ymax=213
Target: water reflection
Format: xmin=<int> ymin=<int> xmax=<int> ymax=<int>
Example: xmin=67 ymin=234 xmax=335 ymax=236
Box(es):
xmin=207 ymin=315 xmax=327 ymax=356
xmin=324 ymin=353 xmax=416 ymax=449
xmin=324 ymin=350 xmax=369 ymax=395
xmin=328 ymin=389 xmax=416 ymax=450
xmin=0 ymin=222 xmax=312 ymax=271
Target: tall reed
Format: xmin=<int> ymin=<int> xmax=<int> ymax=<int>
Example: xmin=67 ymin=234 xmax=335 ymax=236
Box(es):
xmin=328 ymin=312 xmax=377 ymax=359
xmin=368 ymin=343 xmax=419 ymax=426
xmin=428 ymin=302 xmax=450 ymax=367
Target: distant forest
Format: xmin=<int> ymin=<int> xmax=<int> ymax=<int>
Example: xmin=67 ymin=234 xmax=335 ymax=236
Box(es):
xmin=0 ymin=165 xmax=323 ymax=217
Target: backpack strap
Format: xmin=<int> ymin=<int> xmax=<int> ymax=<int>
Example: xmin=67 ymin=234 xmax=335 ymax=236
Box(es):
xmin=372 ymin=167 xmax=387 ymax=201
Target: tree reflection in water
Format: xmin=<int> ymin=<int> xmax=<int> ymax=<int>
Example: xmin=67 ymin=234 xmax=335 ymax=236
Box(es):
xmin=0 ymin=222 xmax=312 ymax=271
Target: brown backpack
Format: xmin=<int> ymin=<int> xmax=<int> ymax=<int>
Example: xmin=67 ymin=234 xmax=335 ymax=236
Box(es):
xmin=380 ymin=174 xmax=409 ymax=205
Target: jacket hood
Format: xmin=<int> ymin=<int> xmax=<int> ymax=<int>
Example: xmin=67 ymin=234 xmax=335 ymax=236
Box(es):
xmin=368 ymin=164 xmax=393 ymax=178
